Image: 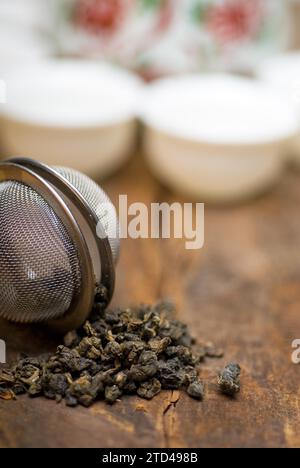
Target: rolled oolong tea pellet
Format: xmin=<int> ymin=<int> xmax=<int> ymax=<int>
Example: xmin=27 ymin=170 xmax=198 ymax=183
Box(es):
xmin=105 ymin=385 xmax=123 ymax=404
xmin=218 ymin=363 xmax=241 ymax=397
xmin=137 ymin=378 xmax=162 ymax=400
xmin=187 ymin=380 xmax=204 ymax=400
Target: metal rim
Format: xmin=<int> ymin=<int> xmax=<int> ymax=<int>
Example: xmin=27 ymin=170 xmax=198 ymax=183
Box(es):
xmin=0 ymin=161 xmax=96 ymax=331
xmin=7 ymin=158 xmax=116 ymax=309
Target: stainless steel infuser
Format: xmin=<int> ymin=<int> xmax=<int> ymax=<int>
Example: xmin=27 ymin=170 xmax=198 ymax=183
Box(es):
xmin=0 ymin=158 xmax=119 ymax=331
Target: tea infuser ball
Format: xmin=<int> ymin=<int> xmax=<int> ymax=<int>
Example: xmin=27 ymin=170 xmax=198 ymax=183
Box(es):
xmin=0 ymin=158 xmax=119 ymax=331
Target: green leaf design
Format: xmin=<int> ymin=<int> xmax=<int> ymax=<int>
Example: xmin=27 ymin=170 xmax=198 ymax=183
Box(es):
xmin=190 ymin=0 xmax=210 ymax=23
xmin=141 ymin=0 xmax=163 ymax=10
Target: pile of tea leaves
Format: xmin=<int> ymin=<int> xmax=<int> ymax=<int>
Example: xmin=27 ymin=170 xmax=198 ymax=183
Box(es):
xmin=0 ymin=296 xmax=239 ymax=407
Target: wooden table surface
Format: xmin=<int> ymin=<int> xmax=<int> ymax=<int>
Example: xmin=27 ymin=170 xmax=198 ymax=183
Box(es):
xmin=1 ymin=156 xmax=300 ymax=448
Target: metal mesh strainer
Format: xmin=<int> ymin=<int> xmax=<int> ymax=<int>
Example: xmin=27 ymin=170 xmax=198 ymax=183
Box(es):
xmin=0 ymin=158 xmax=119 ymax=331
xmin=54 ymin=166 xmax=119 ymax=264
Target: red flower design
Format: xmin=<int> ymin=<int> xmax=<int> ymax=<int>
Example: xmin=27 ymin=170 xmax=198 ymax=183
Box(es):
xmin=155 ymin=0 xmax=174 ymax=34
xmin=207 ymin=0 xmax=264 ymax=44
xmin=74 ymin=0 xmax=129 ymax=34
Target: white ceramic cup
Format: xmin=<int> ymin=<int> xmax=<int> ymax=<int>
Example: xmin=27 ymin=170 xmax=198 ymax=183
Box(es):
xmin=257 ymin=52 xmax=300 ymax=167
xmin=140 ymin=74 xmax=298 ymax=202
xmin=0 ymin=60 xmax=141 ymax=177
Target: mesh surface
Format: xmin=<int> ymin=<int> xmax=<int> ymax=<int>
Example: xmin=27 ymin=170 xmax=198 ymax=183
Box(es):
xmin=54 ymin=167 xmax=120 ymax=264
xmin=0 ymin=181 xmax=81 ymax=323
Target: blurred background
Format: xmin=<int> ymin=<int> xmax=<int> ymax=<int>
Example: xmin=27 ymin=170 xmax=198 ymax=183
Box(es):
xmin=0 ymin=0 xmax=294 ymax=77
xmin=1 ymin=0 xmax=300 ymax=203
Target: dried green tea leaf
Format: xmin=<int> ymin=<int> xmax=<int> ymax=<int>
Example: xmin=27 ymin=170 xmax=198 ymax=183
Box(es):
xmin=187 ymin=380 xmax=204 ymax=400
xmin=1 ymin=294 xmax=229 ymax=407
xmin=137 ymin=379 xmax=161 ymax=400
xmin=218 ymin=363 xmax=241 ymax=397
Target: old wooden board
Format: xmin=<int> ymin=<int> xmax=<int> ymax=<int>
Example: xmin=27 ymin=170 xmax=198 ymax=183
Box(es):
xmin=0 ymin=157 xmax=300 ymax=448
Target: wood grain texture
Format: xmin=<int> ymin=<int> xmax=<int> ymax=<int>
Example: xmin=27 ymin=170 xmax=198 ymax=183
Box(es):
xmin=0 ymin=157 xmax=300 ymax=448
